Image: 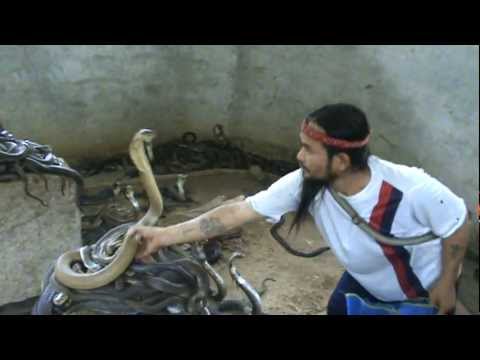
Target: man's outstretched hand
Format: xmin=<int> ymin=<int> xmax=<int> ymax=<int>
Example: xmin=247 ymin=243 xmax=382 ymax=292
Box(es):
xmin=127 ymin=226 xmax=168 ymax=262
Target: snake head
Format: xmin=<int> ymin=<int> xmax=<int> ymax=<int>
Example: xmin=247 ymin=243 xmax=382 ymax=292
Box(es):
xmin=135 ymin=128 xmax=155 ymax=141
xmin=227 ymin=252 xmax=263 ymax=314
xmin=228 ymin=252 xmax=245 ymax=280
xmin=129 ymin=129 xmax=156 ymax=173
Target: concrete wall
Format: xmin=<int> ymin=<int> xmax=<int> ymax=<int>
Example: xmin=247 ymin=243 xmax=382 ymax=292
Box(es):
xmin=0 ymin=175 xmax=81 ymax=305
xmin=1 ymin=45 xmax=478 ymax=220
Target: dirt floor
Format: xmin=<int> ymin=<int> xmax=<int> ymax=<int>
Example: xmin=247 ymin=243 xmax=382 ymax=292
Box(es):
xmin=165 ymin=170 xmax=345 ymax=315
xmin=208 ymin=220 xmax=343 ymax=315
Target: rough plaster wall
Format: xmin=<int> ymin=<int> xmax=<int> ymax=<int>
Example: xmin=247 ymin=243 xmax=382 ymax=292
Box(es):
xmin=0 ymin=45 xmax=477 ymax=218
xmin=0 ymin=45 xmax=237 ymax=160
xmin=0 ymin=176 xmax=81 ymax=305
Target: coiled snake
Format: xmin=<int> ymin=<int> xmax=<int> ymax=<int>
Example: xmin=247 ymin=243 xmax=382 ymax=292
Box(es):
xmin=54 ymin=129 xmax=163 ymax=290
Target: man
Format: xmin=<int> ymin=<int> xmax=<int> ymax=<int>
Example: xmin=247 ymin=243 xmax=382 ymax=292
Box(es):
xmin=127 ymin=104 xmax=470 ymax=315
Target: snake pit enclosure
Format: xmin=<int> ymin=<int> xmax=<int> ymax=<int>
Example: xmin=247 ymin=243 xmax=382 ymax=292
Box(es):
xmin=0 ymin=45 xmax=478 ymax=315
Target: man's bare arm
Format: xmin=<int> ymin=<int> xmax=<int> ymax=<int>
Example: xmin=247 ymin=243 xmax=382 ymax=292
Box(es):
xmin=429 ymin=216 xmax=472 ymax=314
xmin=439 ymin=217 xmax=471 ymax=283
xmin=161 ymin=200 xmax=263 ymax=247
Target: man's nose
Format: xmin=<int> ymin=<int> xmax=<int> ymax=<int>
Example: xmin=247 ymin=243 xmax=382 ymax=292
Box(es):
xmin=297 ymin=148 xmax=304 ymax=163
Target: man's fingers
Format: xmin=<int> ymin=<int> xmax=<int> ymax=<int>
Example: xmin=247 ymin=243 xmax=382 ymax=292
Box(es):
xmin=134 ymin=234 xmax=142 ymax=244
xmin=437 ymin=307 xmax=447 ymax=315
xmin=134 ymin=238 xmax=147 ymax=259
xmin=436 ymin=304 xmax=455 ymax=315
xmin=126 ymin=227 xmax=137 ymax=238
xmin=141 ymin=255 xmax=155 ymax=264
xmin=127 ymin=228 xmax=146 ymax=246
xmin=135 ymin=249 xmax=147 ymax=260
xmin=136 ymin=253 xmax=153 ymax=262
xmin=444 ymin=305 xmax=456 ymax=315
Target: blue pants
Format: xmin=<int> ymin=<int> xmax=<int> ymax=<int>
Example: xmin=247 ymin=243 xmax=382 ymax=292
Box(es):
xmin=327 ymin=271 xmax=386 ymax=315
xmin=327 ymin=271 xmax=442 ymax=315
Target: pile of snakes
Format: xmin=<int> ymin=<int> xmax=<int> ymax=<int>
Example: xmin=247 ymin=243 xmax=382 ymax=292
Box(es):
xmin=77 ymin=124 xmax=296 ymax=178
xmin=34 ymin=243 xmax=270 ymax=315
xmin=0 ymin=126 xmax=83 ymax=206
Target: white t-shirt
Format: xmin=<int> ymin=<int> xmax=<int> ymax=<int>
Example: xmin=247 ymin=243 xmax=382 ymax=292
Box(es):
xmin=246 ymin=155 xmax=467 ymax=301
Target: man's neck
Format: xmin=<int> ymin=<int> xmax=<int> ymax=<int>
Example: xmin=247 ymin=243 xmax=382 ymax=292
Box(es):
xmin=331 ymin=166 xmax=371 ymax=197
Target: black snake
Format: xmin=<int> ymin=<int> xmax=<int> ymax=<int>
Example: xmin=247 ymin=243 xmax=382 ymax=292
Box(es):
xmin=0 ymin=127 xmax=83 ymax=206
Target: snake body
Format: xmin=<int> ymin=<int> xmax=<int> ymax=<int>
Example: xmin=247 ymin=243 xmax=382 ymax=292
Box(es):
xmin=270 ymin=215 xmax=330 ymax=258
xmin=0 ymin=129 xmax=29 ymax=160
xmin=228 ymin=252 xmax=263 ymax=314
xmin=54 ymin=129 xmax=163 ymax=290
xmin=1 ymin=129 xmax=84 ymax=186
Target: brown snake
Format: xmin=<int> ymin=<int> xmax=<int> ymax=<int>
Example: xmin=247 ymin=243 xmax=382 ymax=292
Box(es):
xmin=54 ymin=129 xmax=164 ymax=290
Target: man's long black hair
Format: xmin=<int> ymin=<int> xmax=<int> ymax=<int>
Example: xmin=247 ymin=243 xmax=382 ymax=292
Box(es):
xmin=289 ymin=103 xmax=371 ymax=234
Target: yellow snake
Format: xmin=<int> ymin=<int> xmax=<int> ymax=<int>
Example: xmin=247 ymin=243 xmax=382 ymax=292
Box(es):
xmin=54 ymin=129 xmax=164 ymax=290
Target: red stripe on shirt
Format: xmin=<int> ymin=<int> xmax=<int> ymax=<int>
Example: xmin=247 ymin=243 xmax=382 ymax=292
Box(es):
xmin=369 ymin=181 xmax=419 ymax=299
xmin=369 ymin=181 xmax=393 ymax=232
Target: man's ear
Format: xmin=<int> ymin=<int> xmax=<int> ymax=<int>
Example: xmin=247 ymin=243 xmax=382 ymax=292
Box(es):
xmin=332 ymin=152 xmax=351 ymax=173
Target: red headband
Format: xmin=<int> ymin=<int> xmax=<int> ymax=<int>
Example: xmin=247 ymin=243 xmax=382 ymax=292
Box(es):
xmin=301 ymin=119 xmax=370 ymax=149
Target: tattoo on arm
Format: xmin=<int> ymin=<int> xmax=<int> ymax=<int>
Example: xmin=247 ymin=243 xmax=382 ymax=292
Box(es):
xmin=199 ymin=217 xmax=227 ymax=238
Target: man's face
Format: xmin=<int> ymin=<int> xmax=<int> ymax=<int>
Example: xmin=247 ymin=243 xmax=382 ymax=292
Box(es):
xmin=296 ymin=123 xmax=334 ymax=181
